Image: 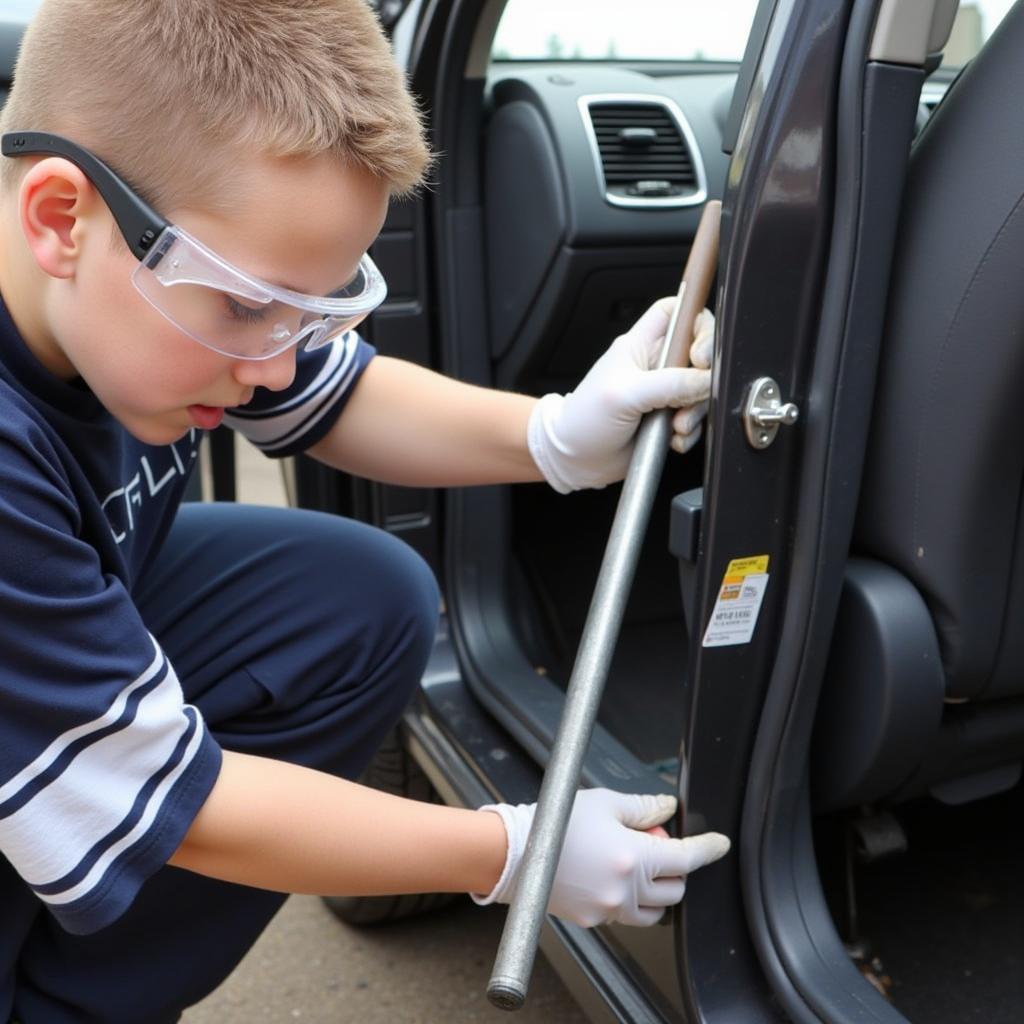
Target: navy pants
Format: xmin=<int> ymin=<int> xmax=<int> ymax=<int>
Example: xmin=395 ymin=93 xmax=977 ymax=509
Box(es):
xmin=1 ymin=503 xmax=440 ymax=1024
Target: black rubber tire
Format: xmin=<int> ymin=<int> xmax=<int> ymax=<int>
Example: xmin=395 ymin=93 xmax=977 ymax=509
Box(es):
xmin=321 ymin=730 xmax=459 ymax=926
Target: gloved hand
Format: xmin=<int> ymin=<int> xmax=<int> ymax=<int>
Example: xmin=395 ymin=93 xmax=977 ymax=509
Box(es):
xmin=473 ymin=788 xmax=730 ymax=928
xmin=527 ymin=297 xmax=715 ymax=494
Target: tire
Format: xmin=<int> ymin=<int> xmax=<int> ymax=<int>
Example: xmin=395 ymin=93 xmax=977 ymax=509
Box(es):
xmin=321 ymin=729 xmax=460 ymax=926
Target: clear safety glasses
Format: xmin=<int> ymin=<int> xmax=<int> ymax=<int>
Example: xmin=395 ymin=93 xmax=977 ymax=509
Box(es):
xmin=132 ymin=225 xmax=385 ymax=359
xmin=1 ymin=131 xmax=387 ymax=360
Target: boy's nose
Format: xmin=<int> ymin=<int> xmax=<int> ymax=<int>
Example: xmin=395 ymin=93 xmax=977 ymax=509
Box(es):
xmin=231 ymin=345 xmax=298 ymax=393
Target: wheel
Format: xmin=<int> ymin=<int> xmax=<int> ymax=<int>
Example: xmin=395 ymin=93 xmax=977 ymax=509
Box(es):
xmin=321 ymin=729 xmax=459 ymax=926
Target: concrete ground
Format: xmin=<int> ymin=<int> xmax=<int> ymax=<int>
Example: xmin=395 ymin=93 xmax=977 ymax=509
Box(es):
xmin=180 ymin=895 xmax=586 ymax=1024
xmin=181 ymin=438 xmax=587 ymax=1024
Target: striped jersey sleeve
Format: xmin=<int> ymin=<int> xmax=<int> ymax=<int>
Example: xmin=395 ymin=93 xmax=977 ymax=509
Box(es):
xmin=223 ymin=331 xmax=376 ymax=457
xmin=0 ymin=436 xmax=221 ymax=935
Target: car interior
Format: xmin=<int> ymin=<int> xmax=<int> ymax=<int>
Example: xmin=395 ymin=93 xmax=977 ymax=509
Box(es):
xmin=438 ymin=4 xmax=751 ymax=787
xmin=486 ymin=59 xmax=727 ymax=769
xmin=3 ymin=0 xmax=1023 ymax=1020
xmin=414 ymin=0 xmax=1024 ymax=1020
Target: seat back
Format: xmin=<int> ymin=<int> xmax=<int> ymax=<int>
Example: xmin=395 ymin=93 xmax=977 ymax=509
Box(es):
xmin=854 ymin=2 xmax=1024 ymax=702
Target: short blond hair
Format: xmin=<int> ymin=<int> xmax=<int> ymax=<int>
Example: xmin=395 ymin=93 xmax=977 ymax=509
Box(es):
xmin=1 ymin=0 xmax=432 ymax=207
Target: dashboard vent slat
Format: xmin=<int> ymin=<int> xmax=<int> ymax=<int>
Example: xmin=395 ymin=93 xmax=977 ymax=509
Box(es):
xmin=580 ymin=96 xmax=706 ymax=208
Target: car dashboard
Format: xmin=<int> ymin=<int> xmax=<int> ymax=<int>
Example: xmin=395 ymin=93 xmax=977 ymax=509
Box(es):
xmin=482 ymin=64 xmax=737 ymax=391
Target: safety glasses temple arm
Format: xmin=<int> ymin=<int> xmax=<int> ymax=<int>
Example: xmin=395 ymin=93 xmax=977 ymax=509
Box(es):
xmin=1 ymin=131 xmax=167 ymax=261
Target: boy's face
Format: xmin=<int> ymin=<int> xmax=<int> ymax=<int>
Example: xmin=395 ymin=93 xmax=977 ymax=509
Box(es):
xmin=43 ymin=152 xmax=390 ymax=445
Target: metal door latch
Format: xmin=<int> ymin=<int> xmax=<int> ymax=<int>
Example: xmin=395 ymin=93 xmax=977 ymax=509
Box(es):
xmin=743 ymin=377 xmax=799 ymax=449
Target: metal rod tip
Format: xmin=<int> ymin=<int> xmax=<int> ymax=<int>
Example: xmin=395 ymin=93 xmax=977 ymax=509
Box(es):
xmin=487 ymin=980 xmax=527 ymax=1012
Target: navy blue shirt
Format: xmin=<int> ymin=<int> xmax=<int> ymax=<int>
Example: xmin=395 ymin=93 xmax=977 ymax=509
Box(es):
xmin=0 ymin=295 xmax=374 ymax=934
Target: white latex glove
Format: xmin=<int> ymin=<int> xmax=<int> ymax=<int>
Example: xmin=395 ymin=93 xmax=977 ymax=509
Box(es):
xmin=527 ymin=298 xmax=716 ymax=494
xmin=472 ymin=788 xmax=730 ymax=928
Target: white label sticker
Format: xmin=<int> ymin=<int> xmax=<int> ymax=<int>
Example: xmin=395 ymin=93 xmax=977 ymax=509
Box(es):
xmin=702 ymin=556 xmax=770 ymax=648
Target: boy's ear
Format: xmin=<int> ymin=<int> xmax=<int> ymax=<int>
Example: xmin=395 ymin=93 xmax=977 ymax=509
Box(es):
xmin=18 ymin=157 xmax=103 ymax=280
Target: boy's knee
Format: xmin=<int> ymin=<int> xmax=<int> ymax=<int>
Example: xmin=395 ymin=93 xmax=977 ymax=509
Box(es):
xmin=369 ymin=529 xmax=438 ymax=622
xmin=306 ymin=513 xmax=440 ymax=673
xmin=317 ymin=522 xmax=439 ymax=733
xmin=372 ymin=531 xmax=441 ymax=681
xmin=405 ymin=550 xmax=442 ymax=654
xmin=218 ymin=511 xmax=440 ymax=735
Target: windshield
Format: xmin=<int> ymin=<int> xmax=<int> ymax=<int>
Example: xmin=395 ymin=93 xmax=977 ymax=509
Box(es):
xmin=0 ymin=0 xmax=41 ymax=21
xmin=493 ymin=0 xmax=758 ymax=61
xmin=492 ymin=0 xmax=1012 ymax=69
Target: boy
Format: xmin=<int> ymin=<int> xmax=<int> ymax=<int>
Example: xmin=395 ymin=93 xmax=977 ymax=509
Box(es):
xmin=0 ymin=1 xmax=728 ymax=1021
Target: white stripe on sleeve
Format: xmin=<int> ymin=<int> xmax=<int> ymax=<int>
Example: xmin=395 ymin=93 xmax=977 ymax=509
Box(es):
xmin=0 ymin=647 xmax=199 ymax=888
xmin=0 ymin=637 xmax=164 ymax=805
xmin=40 ymin=710 xmax=206 ymax=906
xmin=224 ymin=333 xmax=358 ymax=449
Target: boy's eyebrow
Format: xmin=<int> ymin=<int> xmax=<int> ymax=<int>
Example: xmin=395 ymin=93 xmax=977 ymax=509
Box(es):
xmin=266 ymin=280 xmax=351 ymax=298
xmin=264 ymin=265 xmax=361 ymax=297
xmin=267 ymin=277 xmax=307 ymax=294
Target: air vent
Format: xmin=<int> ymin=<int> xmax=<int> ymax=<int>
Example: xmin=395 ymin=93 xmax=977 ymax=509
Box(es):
xmin=579 ymin=95 xmax=706 ymax=208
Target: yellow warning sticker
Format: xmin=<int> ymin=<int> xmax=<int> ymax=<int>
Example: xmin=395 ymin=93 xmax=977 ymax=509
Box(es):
xmin=702 ymin=554 xmax=771 ymax=648
xmin=724 ymin=555 xmax=770 ymax=577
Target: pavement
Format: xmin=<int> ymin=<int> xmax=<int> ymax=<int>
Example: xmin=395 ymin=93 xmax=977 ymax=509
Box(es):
xmin=181 ymin=895 xmax=586 ymax=1024
xmin=180 ymin=437 xmax=587 ymax=1023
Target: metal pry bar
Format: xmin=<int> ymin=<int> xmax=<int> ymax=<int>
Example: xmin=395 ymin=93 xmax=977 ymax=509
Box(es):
xmin=487 ymin=199 xmax=722 ymax=1011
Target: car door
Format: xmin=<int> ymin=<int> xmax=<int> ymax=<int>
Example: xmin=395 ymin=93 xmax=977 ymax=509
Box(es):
xmin=684 ymin=2 xmax=936 ymax=1020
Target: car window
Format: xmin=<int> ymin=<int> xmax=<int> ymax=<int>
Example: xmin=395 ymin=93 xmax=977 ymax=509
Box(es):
xmin=1 ymin=0 xmax=42 ymax=23
xmin=943 ymin=1 xmax=1013 ymax=66
xmin=492 ymin=0 xmax=1013 ymax=68
xmin=492 ymin=0 xmax=758 ymax=61
xmin=2 ymin=0 xmax=1014 ymax=80
xmin=4 ymin=0 xmax=1015 ymax=66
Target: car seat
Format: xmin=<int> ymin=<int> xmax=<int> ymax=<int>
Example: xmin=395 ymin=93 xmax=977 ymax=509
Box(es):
xmin=812 ymin=1 xmax=1024 ymax=810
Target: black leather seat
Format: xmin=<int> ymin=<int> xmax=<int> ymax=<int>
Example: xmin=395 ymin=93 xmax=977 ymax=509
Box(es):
xmin=813 ymin=2 xmax=1024 ymax=810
